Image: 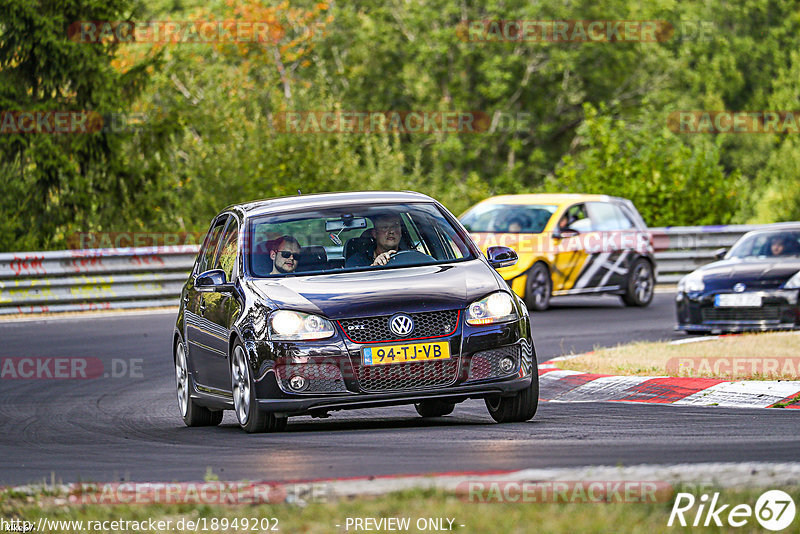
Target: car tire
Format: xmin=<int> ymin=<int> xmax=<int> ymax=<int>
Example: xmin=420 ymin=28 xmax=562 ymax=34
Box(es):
xmin=231 ymin=340 xmax=287 ymax=433
xmin=484 ymin=373 xmax=539 ymax=423
xmin=175 ymin=340 xmax=223 ymax=427
xmin=621 ymin=258 xmax=654 ymax=307
xmin=415 ymin=400 xmax=455 ymax=417
xmin=524 ymin=263 xmax=551 ymax=311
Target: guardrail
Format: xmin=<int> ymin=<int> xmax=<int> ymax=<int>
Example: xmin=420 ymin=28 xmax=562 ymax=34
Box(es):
xmin=0 ymin=247 xmax=198 ymax=315
xmin=0 ymin=224 xmax=788 ymax=314
xmin=651 ymin=224 xmax=770 ymax=284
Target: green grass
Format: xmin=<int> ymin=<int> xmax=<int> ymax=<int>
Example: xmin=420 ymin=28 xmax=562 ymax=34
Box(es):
xmin=2 ymin=486 xmax=799 ymax=533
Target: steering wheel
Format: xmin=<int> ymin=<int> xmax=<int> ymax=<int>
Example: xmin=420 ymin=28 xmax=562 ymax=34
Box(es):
xmin=385 ymin=250 xmax=435 ymax=266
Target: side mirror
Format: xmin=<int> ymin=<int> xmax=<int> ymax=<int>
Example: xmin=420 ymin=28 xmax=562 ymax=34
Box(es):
xmin=558 ymin=228 xmax=580 ymax=239
xmin=195 ymin=269 xmax=234 ymax=293
xmin=486 ymin=246 xmax=518 ymax=269
xmin=713 ymin=247 xmax=728 ymax=260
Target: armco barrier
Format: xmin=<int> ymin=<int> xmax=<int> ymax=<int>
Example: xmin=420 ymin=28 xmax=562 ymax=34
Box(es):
xmin=0 ymin=246 xmax=198 ymax=315
xmin=650 ymin=224 xmax=771 ymax=284
xmin=0 ymin=224 xmax=792 ymax=314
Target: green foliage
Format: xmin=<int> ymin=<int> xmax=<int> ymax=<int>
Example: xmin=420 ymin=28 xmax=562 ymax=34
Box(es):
xmin=0 ymin=0 xmax=175 ymax=251
xmin=550 ymin=104 xmax=741 ymax=226
xmin=1 ymin=0 xmax=799 ymax=251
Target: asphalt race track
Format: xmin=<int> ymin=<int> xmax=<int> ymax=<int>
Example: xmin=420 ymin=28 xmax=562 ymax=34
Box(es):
xmin=1 ymin=291 xmax=798 ymax=485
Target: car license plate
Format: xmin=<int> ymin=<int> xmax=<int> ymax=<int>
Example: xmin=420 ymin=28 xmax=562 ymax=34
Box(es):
xmin=715 ymin=293 xmax=762 ymax=307
xmin=362 ymin=341 xmax=450 ymax=366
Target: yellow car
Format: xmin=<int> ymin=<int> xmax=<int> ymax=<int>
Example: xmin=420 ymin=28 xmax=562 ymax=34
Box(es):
xmin=460 ymin=194 xmax=656 ymax=310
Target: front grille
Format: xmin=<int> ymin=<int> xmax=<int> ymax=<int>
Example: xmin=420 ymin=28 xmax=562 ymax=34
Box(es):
xmin=353 ymin=357 xmax=460 ymax=392
xmin=275 ymin=363 xmax=347 ymax=393
xmin=701 ymin=306 xmax=784 ymax=323
xmin=339 ymin=310 xmax=460 ymax=343
xmin=467 ymin=345 xmax=520 ymax=381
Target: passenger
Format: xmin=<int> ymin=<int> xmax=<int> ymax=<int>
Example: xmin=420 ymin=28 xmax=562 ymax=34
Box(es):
xmin=270 ymin=235 xmax=302 ymax=274
xmin=346 ymin=213 xmax=403 ymax=267
xmin=507 ymin=218 xmax=524 ymax=233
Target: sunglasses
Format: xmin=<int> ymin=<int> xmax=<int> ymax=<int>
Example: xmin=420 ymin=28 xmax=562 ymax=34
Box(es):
xmin=278 ymin=250 xmax=301 ymax=260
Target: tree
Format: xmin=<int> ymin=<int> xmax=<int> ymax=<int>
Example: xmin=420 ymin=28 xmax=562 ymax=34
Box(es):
xmin=0 ymin=0 xmax=170 ymax=250
xmin=549 ymin=104 xmax=740 ymax=226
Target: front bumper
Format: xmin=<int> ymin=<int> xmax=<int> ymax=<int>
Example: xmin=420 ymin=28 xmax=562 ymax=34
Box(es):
xmin=256 ymin=375 xmax=532 ymax=416
xmin=245 ymin=314 xmax=535 ymax=416
xmin=675 ymin=289 xmax=800 ymax=333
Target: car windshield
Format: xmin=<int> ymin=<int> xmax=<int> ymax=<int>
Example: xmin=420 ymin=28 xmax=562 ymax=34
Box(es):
xmin=727 ymin=230 xmax=800 ymax=258
xmin=247 ymin=202 xmax=476 ymax=277
xmin=460 ymin=204 xmax=557 ymax=233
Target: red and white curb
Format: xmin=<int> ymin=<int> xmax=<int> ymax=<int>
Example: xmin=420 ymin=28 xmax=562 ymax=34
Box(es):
xmin=539 ymin=357 xmax=800 ymax=409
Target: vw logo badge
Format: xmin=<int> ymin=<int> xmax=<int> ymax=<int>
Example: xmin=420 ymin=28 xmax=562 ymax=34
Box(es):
xmin=733 ymin=283 xmax=746 ymax=293
xmin=389 ymin=314 xmax=414 ymax=336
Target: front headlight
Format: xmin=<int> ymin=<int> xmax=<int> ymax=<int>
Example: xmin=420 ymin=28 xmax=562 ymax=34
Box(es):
xmin=268 ymin=310 xmax=336 ymax=341
xmin=678 ymin=274 xmax=705 ymax=293
xmin=784 ymin=271 xmax=800 ymax=289
xmin=466 ymin=292 xmax=518 ymax=326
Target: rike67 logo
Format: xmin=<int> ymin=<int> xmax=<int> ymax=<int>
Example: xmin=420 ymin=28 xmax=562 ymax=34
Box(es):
xmin=668 ymin=490 xmax=796 ymax=531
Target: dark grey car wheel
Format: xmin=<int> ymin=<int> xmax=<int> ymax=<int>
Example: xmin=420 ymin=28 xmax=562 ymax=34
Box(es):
xmin=415 ymin=400 xmax=456 ymax=417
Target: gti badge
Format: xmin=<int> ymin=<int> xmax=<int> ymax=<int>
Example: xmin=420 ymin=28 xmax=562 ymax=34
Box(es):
xmin=733 ymin=283 xmax=746 ymax=293
xmin=389 ymin=314 xmax=414 ymax=336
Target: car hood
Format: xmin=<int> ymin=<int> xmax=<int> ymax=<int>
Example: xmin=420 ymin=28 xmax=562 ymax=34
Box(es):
xmin=695 ymin=257 xmax=800 ymax=288
xmin=245 ymin=260 xmax=503 ymax=319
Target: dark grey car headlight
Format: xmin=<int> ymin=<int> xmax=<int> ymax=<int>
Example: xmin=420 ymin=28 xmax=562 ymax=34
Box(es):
xmin=678 ymin=274 xmax=705 ymax=293
xmin=784 ymin=271 xmax=800 ymax=289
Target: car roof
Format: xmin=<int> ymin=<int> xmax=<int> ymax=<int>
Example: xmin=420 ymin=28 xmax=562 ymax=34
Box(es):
xmin=743 ymin=222 xmax=800 ymax=235
xmin=221 ymin=191 xmax=437 ymax=218
xmin=475 ymin=193 xmax=620 ymax=206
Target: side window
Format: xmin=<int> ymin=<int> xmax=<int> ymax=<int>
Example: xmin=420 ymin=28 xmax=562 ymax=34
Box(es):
xmin=614 ymin=204 xmax=636 ymax=230
xmin=215 ymin=218 xmax=239 ymax=281
xmin=197 ymin=218 xmax=227 ymax=273
xmin=586 ymin=202 xmax=628 ymax=231
xmin=562 ymin=204 xmax=592 ymax=231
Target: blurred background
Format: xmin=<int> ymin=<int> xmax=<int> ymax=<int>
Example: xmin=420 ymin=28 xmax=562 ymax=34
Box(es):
xmin=1 ymin=0 xmax=798 ymax=252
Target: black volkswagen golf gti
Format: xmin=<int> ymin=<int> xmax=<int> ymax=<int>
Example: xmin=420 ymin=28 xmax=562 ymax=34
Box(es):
xmin=174 ymin=191 xmax=538 ymax=432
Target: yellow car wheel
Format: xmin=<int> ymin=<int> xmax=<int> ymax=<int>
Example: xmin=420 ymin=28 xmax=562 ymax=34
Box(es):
xmin=524 ymin=262 xmax=552 ymax=311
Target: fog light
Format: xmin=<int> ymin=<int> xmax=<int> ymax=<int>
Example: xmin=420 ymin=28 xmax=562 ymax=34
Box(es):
xmin=499 ymin=357 xmax=514 ymax=373
xmin=288 ymin=375 xmax=307 ymax=391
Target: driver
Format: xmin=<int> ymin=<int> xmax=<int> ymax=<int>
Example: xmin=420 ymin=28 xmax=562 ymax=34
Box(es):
xmin=346 ymin=213 xmax=403 ymax=267
xmin=768 ymin=235 xmax=799 ymax=256
xmin=770 ymin=236 xmax=786 ymax=256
